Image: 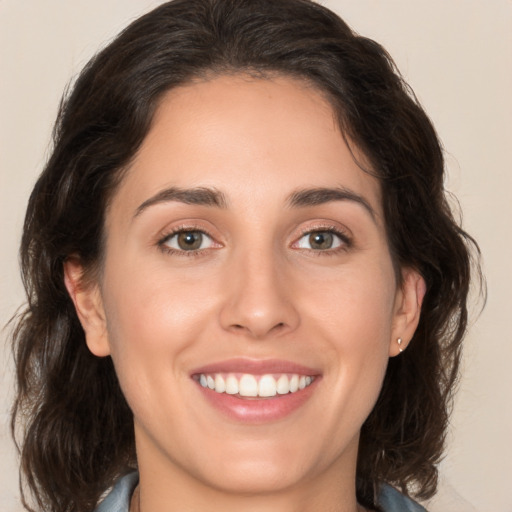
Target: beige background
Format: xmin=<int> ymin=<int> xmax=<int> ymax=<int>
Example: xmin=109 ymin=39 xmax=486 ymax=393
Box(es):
xmin=1 ymin=1 xmax=511 ymax=511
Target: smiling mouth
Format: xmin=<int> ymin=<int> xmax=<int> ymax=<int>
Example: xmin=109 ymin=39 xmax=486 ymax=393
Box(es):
xmin=194 ymin=372 xmax=315 ymax=398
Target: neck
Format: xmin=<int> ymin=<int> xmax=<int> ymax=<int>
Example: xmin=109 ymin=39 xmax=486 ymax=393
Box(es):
xmin=133 ymin=430 xmax=365 ymax=512
xmin=132 ymin=484 xmax=367 ymax=512
xmin=131 ymin=487 xmax=369 ymax=512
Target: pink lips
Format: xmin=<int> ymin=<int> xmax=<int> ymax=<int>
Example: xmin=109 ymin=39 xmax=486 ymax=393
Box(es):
xmin=191 ymin=358 xmax=321 ymax=423
xmin=191 ymin=357 xmax=320 ymax=376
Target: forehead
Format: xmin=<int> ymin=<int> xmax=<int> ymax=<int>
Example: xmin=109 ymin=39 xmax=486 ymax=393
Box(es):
xmin=110 ymin=74 xmax=382 ymax=220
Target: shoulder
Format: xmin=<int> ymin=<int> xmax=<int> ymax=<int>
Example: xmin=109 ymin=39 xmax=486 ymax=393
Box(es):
xmin=94 ymin=472 xmax=138 ymax=512
xmin=378 ymin=484 xmax=428 ymax=512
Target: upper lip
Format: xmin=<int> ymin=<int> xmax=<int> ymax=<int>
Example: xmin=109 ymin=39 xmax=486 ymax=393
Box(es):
xmin=190 ymin=358 xmax=321 ymax=376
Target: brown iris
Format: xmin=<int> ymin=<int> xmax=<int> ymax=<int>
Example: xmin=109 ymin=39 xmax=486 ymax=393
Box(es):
xmin=177 ymin=231 xmax=203 ymax=250
xmin=308 ymin=232 xmax=334 ymax=250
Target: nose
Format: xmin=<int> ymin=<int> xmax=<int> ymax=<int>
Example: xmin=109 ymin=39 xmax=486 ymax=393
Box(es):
xmin=219 ymin=249 xmax=300 ymax=339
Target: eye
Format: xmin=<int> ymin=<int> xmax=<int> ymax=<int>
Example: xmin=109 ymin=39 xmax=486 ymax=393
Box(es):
xmin=295 ymin=230 xmax=345 ymax=251
xmin=161 ymin=230 xmax=214 ymax=252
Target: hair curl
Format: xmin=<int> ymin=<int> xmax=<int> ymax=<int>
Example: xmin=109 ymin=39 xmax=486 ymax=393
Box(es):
xmin=11 ymin=1 xmax=480 ymax=510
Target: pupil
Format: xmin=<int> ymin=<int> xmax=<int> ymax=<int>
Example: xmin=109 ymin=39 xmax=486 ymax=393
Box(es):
xmin=178 ymin=231 xmax=202 ymax=250
xmin=309 ymin=232 xmax=333 ymax=250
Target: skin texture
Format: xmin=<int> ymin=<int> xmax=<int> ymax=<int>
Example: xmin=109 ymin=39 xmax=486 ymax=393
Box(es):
xmin=65 ymin=75 xmax=425 ymax=512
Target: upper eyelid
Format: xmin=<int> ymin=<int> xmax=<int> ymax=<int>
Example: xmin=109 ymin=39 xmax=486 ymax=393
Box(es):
xmin=296 ymin=230 xmax=348 ymax=241
xmin=294 ymin=223 xmax=351 ymax=239
xmin=160 ymin=229 xmax=213 ymax=241
xmin=159 ymin=229 xmax=215 ymax=246
xmin=157 ymin=222 xmax=216 ymax=240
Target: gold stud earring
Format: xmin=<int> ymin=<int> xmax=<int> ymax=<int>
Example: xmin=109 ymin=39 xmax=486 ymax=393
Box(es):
xmin=397 ymin=338 xmax=403 ymax=353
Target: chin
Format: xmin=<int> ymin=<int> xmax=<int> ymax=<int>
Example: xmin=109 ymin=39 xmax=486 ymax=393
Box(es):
xmin=184 ymin=434 xmax=336 ymax=497
xmin=197 ymin=459 xmax=308 ymax=496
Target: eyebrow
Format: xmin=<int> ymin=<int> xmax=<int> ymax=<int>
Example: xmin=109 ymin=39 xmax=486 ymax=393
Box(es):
xmin=286 ymin=187 xmax=376 ymax=219
xmin=134 ymin=185 xmax=376 ymax=220
xmin=134 ymin=186 xmax=228 ymax=217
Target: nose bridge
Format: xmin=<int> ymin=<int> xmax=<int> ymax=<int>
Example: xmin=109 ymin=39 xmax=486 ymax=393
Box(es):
xmin=220 ymin=244 xmax=299 ymax=338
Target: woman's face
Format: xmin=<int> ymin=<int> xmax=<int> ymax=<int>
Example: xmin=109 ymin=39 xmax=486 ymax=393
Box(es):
xmin=68 ymin=75 xmax=423 ymax=499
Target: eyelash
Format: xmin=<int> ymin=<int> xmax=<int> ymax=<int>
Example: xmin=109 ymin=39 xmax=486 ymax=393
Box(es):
xmin=157 ymin=225 xmax=217 ymax=257
xmin=156 ymin=224 xmax=352 ymax=257
xmin=293 ymin=225 xmax=352 ymax=255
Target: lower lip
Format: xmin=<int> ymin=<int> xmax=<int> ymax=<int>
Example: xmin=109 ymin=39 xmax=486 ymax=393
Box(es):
xmin=195 ymin=378 xmax=320 ymax=423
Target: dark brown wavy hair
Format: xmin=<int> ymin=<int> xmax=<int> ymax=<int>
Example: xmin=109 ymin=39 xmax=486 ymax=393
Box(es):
xmin=11 ymin=0 xmax=480 ymax=511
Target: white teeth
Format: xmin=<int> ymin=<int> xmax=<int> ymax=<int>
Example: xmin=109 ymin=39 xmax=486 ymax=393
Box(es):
xmin=258 ymin=375 xmax=277 ymax=397
xmin=198 ymin=372 xmax=314 ymax=397
xmin=214 ymin=374 xmax=226 ymax=393
xmin=289 ymin=375 xmax=299 ymax=393
xmin=239 ymin=374 xmax=258 ymax=397
xmin=276 ymin=374 xmax=290 ymax=394
xmin=225 ymin=375 xmax=239 ymax=395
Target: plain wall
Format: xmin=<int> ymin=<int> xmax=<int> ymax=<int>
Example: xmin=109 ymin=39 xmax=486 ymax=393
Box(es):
xmin=1 ymin=1 xmax=511 ymax=511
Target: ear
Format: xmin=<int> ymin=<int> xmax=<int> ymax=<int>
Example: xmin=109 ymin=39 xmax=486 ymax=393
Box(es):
xmin=389 ymin=267 xmax=426 ymax=357
xmin=63 ymin=257 xmax=111 ymax=357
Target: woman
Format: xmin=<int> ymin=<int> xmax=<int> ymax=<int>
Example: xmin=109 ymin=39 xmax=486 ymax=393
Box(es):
xmin=11 ymin=0 xmax=478 ymax=511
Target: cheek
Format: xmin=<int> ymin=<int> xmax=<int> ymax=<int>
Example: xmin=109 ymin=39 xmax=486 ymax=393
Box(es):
xmin=100 ymin=258 xmax=217 ymax=377
xmin=299 ymin=257 xmax=397 ymax=341
xmin=300 ymin=261 xmax=396 ymax=408
xmin=99 ymin=264 xmax=222 ymax=438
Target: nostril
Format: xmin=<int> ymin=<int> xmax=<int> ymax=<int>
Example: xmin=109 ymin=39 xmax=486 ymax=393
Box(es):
xmin=269 ymin=322 xmax=286 ymax=334
xmin=229 ymin=321 xmax=287 ymax=337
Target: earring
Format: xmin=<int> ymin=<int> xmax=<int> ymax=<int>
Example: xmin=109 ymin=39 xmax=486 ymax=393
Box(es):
xmin=397 ymin=338 xmax=403 ymax=353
